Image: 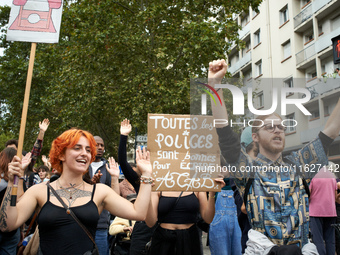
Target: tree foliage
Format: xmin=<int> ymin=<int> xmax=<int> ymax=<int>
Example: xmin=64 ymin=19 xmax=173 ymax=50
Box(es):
xmin=0 ymin=0 xmax=262 ymax=158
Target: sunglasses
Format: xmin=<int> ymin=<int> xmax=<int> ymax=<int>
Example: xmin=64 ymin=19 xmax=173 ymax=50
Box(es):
xmin=257 ymin=124 xmax=286 ymax=133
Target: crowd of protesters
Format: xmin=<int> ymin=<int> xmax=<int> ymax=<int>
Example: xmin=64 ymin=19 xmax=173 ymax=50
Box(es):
xmin=1 ymin=60 xmax=340 ymax=255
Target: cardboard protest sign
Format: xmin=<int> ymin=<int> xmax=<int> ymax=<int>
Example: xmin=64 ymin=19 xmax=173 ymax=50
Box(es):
xmin=147 ymin=114 xmax=221 ymax=191
xmin=7 ymin=0 xmax=63 ymax=43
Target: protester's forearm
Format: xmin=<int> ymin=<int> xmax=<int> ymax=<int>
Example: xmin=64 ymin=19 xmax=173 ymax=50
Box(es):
xmin=145 ymin=197 xmax=157 ymax=227
xmin=208 ymin=59 xmax=228 ymax=126
xmin=17 ymin=179 xmax=25 ymax=200
xmin=201 ymin=193 xmax=215 ymax=224
xmin=111 ymin=176 xmax=120 ymax=194
xmin=217 ymin=126 xmax=241 ymax=163
xmin=37 ymin=130 xmax=45 ymax=140
xmin=211 ymin=89 xmax=229 ymax=128
xmin=30 ymin=139 xmax=43 ymax=166
xmin=0 ymin=184 xmax=19 ymax=232
xmin=132 ymin=183 xmax=151 ymax=221
xmin=118 ymin=135 xmax=140 ymax=192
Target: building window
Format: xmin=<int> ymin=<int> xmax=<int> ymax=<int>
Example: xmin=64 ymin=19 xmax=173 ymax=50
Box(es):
xmin=284 ymin=77 xmax=293 ymax=88
xmin=254 ymin=29 xmax=261 ymax=46
xmin=324 ymin=105 xmax=329 ymax=116
xmin=242 ymin=41 xmax=251 ymax=57
xmin=284 ymin=77 xmax=293 ymax=96
xmin=301 ymin=0 xmax=310 ymax=9
xmin=307 ymin=71 xmax=317 ymax=82
xmin=255 ymin=60 xmax=262 ymax=77
xmin=228 ymin=53 xmax=239 ymax=68
xmin=280 ymin=5 xmax=289 ymax=25
xmin=282 ymin=40 xmax=291 ymax=60
xmin=243 ymin=69 xmax=252 ymax=81
xmin=257 ymin=91 xmax=264 ymax=108
xmin=304 ymin=30 xmax=314 ymax=44
xmin=285 ymin=113 xmax=296 ymax=133
xmin=241 ymin=13 xmax=250 ymax=27
xmin=318 ymin=25 xmax=323 ymax=36
xmin=310 ymin=109 xmax=320 ymax=120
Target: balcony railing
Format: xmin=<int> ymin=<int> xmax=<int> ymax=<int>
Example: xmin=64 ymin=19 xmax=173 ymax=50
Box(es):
xmin=296 ymin=43 xmax=315 ymax=65
xmin=306 ymin=77 xmax=340 ymax=98
xmin=228 ymin=51 xmax=251 ymax=74
xmin=294 ymin=3 xmax=312 ymax=28
xmin=239 ymin=22 xmax=250 ymax=39
xmin=315 ymin=26 xmax=340 ymax=53
xmin=313 ymin=0 xmax=332 ymax=13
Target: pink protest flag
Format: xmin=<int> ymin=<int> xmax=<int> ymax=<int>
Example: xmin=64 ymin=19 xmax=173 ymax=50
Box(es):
xmin=6 ymin=0 xmax=64 ymax=43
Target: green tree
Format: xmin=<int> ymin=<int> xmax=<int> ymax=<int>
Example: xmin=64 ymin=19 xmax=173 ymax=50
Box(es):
xmin=0 ymin=0 xmax=262 ymax=156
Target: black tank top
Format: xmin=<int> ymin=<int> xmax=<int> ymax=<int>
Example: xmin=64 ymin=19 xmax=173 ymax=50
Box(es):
xmin=158 ymin=192 xmax=200 ymax=224
xmin=37 ymin=184 xmax=99 ymax=255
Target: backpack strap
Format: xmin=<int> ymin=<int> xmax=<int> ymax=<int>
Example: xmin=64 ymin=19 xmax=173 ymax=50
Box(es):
xmin=243 ymin=178 xmax=253 ymax=206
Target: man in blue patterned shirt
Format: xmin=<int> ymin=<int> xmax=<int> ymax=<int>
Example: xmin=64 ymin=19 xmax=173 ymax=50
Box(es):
xmin=208 ymin=59 xmax=340 ymax=253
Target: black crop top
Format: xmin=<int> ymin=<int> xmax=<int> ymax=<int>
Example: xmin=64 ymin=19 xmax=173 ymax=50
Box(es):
xmin=158 ymin=192 xmax=200 ymax=224
xmin=37 ymin=184 xmax=99 ymax=255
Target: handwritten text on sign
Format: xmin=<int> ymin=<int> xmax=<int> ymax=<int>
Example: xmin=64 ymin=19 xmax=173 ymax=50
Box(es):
xmin=147 ymin=114 xmax=220 ymax=191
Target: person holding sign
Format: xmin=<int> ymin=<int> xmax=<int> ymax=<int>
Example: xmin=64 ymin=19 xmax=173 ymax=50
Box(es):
xmin=118 ymin=119 xmax=156 ymax=255
xmin=0 ymin=148 xmax=31 ymax=255
xmin=208 ymin=59 xmax=340 ymax=254
xmin=0 ymin=128 xmax=153 ymax=255
xmin=145 ymin=181 xmax=224 ymax=255
xmin=209 ymin=127 xmax=256 ymax=255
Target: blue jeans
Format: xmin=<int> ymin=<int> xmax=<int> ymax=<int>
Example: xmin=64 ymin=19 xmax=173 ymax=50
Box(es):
xmin=95 ymin=229 xmax=109 ymax=255
xmin=310 ymin=216 xmax=336 ymax=255
xmin=209 ymin=190 xmax=242 ymax=255
xmin=0 ymin=228 xmax=20 ymax=255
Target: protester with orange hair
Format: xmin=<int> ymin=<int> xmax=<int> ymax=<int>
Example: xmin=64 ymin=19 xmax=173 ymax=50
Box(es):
xmin=0 ymin=128 xmax=153 ymax=255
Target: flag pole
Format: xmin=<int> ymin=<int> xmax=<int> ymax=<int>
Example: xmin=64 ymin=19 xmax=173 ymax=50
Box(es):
xmin=10 ymin=42 xmax=37 ymax=206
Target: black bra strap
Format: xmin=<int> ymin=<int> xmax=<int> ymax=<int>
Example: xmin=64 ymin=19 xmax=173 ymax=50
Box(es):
xmin=47 ymin=184 xmax=50 ymax=200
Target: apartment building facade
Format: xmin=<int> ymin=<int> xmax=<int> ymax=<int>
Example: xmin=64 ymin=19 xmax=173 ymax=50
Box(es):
xmin=227 ymin=0 xmax=340 ymax=165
